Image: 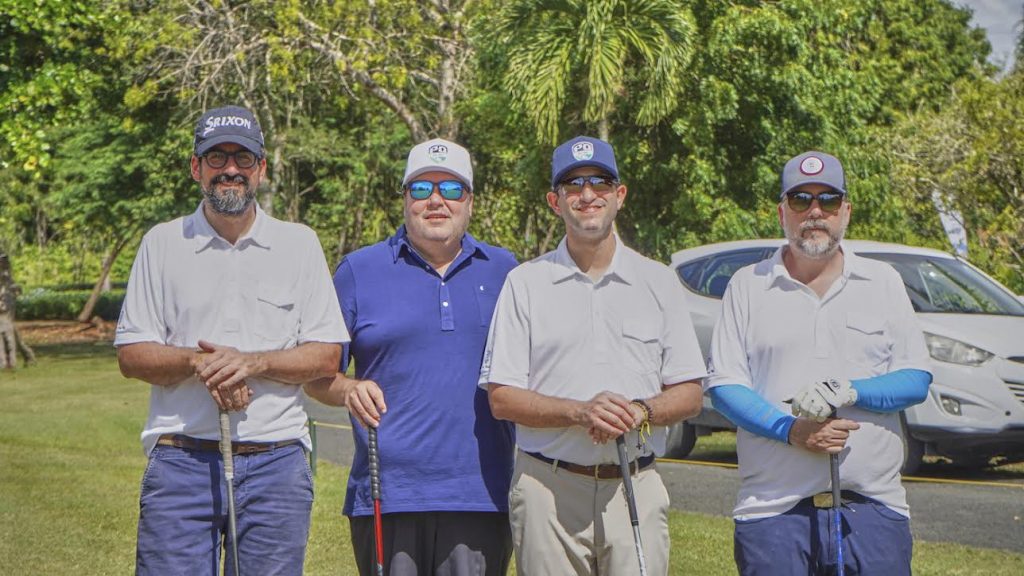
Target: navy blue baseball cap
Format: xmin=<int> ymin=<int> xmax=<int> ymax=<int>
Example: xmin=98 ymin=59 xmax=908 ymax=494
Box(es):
xmin=780 ymin=151 xmax=846 ymax=198
xmin=551 ymin=136 xmax=619 ymax=189
xmin=193 ymin=105 xmax=265 ymax=157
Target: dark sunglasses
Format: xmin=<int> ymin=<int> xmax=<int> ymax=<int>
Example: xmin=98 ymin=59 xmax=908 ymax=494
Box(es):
xmin=557 ymin=175 xmax=618 ymax=196
xmin=406 ymin=180 xmax=468 ymax=201
xmin=785 ymin=190 xmax=846 ymax=213
xmin=202 ymin=149 xmax=260 ymax=169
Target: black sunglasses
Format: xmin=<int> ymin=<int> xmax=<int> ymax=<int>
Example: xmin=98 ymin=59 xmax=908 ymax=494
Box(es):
xmin=784 ymin=190 xmax=846 ymax=213
xmin=557 ymin=175 xmax=618 ymax=196
xmin=202 ymin=149 xmax=260 ymax=169
xmin=406 ymin=180 xmax=468 ymax=201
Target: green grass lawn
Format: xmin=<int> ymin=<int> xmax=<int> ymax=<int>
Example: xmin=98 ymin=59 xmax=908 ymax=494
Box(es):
xmin=2 ymin=343 xmax=1022 ymax=575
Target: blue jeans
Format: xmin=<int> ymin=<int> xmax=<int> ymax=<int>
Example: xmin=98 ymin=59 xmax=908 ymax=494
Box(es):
xmin=734 ymin=495 xmax=912 ymax=576
xmin=136 ymin=442 xmax=313 ymax=576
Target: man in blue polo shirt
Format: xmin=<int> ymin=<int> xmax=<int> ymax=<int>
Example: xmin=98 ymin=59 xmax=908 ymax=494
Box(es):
xmin=305 ymin=138 xmax=517 ymax=575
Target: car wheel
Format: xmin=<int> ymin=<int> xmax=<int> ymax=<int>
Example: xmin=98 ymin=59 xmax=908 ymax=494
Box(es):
xmin=664 ymin=421 xmax=698 ymax=459
xmin=900 ymin=414 xmax=924 ymax=476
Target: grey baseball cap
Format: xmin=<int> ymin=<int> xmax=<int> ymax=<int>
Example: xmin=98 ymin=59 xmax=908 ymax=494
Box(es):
xmin=193 ymin=105 xmax=265 ymax=157
xmin=780 ymin=151 xmax=846 ymax=198
xmin=403 ymin=138 xmax=474 ymax=191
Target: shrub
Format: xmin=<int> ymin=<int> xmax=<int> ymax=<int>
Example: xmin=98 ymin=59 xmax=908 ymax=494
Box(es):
xmin=15 ymin=289 xmax=125 ymax=321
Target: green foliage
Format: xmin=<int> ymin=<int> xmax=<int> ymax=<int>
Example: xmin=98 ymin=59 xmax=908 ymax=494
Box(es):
xmin=16 ymin=288 xmax=125 ymax=321
xmin=0 ymin=0 xmax=1017 ymax=294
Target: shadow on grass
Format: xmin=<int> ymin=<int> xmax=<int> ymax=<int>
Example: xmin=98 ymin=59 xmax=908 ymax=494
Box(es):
xmin=26 ymin=341 xmax=116 ymax=361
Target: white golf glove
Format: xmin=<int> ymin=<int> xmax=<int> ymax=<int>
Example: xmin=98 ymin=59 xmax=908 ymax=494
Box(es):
xmin=790 ymin=379 xmax=858 ymax=422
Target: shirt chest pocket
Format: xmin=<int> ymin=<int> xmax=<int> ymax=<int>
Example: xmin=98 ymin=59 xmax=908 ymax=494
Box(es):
xmin=844 ymin=312 xmax=891 ymax=374
xmin=622 ymin=319 xmax=661 ymax=376
xmin=254 ymin=283 xmax=298 ymax=348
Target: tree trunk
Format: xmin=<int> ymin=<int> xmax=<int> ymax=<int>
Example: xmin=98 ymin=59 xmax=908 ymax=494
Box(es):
xmin=76 ymin=235 xmax=131 ymax=323
xmin=0 ymin=252 xmax=34 ymax=368
xmin=598 ymin=116 xmax=610 ymax=142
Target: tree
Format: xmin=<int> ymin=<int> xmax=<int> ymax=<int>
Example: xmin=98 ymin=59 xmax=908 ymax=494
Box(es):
xmin=296 ymin=0 xmax=482 ymax=141
xmin=492 ymin=0 xmax=696 ymax=143
xmin=890 ymin=73 xmax=1024 ymax=292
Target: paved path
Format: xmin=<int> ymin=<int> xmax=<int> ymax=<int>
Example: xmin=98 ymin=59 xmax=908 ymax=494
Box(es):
xmin=307 ymin=404 xmax=1024 ymax=553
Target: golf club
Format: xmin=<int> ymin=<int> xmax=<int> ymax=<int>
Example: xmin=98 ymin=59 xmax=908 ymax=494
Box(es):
xmin=829 ymin=408 xmax=844 ymax=576
xmin=219 ymin=410 xmax=241 ymax=576
xmin=368 ymin=426 xmax=384 ymax=576
xmin=615 ymin=435 xmax=648 ymax=576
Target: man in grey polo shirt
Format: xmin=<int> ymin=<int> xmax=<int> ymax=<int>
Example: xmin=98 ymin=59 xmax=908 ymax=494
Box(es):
xmin=116 ymin=104 xmax=346 ymax=575
xmin=480 ymin=136 xmax=707 ymax=575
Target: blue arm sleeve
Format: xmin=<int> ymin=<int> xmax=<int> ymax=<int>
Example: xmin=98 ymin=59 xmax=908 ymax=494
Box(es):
xmin=709 ymin=385 xmax=796 ymax=444
xmin=851 ymin=368 xmax=932 ymax=413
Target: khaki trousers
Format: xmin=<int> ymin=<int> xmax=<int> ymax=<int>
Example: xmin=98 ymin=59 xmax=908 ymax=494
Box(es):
xmin=509 ymin=450 xmax=670 ymax=575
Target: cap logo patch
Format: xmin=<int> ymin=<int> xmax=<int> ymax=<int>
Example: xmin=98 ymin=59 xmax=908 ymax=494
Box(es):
xmin=800 ymin=156 xmax=824 ymax=175
xmin=202 ymin=115 xmax=252 ymax=136
xmin=428 ymin=144 xmax=448 ymax=163
xmin=572 ymin=142 xmax=594 ymax=161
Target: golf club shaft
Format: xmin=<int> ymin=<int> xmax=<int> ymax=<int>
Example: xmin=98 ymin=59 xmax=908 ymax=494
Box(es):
xmin=831 ymin=453 xmax=844 ymax=576
xmin=615 ymin=436 xmax=648 ymax=576
xmin=368 ymin=426 xmax=384 ymax=576
xmin=219 ymin=410 xmax=241 ymax=576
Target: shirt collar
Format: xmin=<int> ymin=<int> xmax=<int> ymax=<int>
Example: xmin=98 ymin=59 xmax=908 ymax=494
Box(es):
xmin=550 ymin=233 xmax=634 ymax=285
xmin=766 ymin=241 xmax=873 ymax=289
xmin=186 ymin=201 xmax=271 ymax=253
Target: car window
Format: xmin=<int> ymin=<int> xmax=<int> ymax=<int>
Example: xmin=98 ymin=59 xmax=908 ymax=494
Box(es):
xmin=677 ymin=248 xmax=772 ymax=299
xmin=861 ymin=253 xmax=1024 ymax=316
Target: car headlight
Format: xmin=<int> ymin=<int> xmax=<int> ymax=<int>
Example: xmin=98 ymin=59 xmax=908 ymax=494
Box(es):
xmin=924 ymin=332 xmax=993 ymax=366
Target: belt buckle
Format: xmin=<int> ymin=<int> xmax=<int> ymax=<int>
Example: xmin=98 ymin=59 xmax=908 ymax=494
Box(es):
xmin=812 ymin=493 xmax=834 ymax=508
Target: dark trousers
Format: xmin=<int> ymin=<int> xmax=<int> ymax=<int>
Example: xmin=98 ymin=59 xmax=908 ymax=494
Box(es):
xmin=350 ymin=511 xmax=512 ymax=576
xmin=734 ymin=494 xmax=912 ymax=576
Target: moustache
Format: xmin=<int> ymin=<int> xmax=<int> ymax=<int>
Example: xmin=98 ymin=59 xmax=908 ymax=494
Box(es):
xmin=212 ymin=174 xmax=249 ymax=186
xmin=800 ymin=220 xmax=828 ymax=232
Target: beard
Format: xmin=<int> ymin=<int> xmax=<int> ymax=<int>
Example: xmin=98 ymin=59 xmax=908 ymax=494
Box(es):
xmin=203 ymin=174 xmax=256 ymax=215
xmin=789 ymin=219 xmax=844 ymax=259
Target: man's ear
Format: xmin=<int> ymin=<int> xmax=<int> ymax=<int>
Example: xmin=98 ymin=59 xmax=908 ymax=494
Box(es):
xmin=546 ymin=191 xmax=561 ymax=215
xmin=190 ymin=156 xmax=202 ymax=182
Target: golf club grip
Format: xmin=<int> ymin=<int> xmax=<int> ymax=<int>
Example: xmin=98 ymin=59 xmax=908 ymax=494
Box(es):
xmin=615 ymin=436 xmax=641 ymax=526
xmin=219 ymin=410 xmax=234 ymax=477
xmin=368 ymin=426 xmax=381 ymax=500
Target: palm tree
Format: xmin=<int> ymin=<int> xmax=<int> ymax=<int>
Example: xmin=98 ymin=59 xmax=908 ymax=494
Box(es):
xmin=495 ymin=0 xmax=696 ymax=143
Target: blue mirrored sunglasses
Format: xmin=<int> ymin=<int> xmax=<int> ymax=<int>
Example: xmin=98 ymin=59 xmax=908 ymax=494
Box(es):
xmin=406 ymin=180 xmax=468 ymax=201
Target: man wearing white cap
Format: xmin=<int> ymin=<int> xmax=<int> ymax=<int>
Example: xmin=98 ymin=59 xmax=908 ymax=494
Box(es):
xmin=306 ymin=138 xmax=517 ymax=575
xmin=706 ymin=151 xmax=932 ymax=574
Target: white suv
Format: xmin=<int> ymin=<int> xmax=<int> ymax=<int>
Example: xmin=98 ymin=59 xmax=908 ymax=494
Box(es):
xmin=667 ymin=239 xmax=1024 ymax=474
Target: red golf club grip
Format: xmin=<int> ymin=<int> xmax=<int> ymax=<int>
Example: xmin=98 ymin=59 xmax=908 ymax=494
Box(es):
xmin=368 ymin=426 xmax=384 ymax=576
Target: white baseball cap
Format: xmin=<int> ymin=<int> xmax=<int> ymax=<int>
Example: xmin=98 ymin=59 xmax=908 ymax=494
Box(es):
xmin=402 ymin=138 xmax=474 ymax=192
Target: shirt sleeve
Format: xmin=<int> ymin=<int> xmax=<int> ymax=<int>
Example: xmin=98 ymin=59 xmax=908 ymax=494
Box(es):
xmin=114 ymin=231 xmax=166 ymax=347
xmin=884 ymin=268 xmax=932 ymax=374
xmin=659 ymin=273 xmax=709 ymax=386
xmin=478 ymin=274 xmax=531 ymax=389
xmin=706 ymin=277 xmax=754 ymax=391
xmin=333 ymin=257 xmax=358 ymax=374
xmin=296 ymin=230 xmax=349 ymax=347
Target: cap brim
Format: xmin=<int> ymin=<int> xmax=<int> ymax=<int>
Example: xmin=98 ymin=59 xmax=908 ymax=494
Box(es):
xmin=781 ymin=181 xmax=847 ymax=198
xmin=552 ymin=161 xmax=619 ymax=189
xmin=403 ymin=167 xmax=473 ymax=191
xmin=195 ymin=134 xmax=263 ymax=157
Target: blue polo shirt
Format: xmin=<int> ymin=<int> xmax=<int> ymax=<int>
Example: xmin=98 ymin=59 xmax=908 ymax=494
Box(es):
xmin=337 ymin=226 xmax=517 ymax=516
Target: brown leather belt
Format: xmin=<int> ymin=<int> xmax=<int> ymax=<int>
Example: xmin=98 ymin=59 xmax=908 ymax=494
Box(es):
xmin=157 ymin=434 xmax=300 ymax=456
xmin=524 ymin=450 xmax=655 ymax=479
